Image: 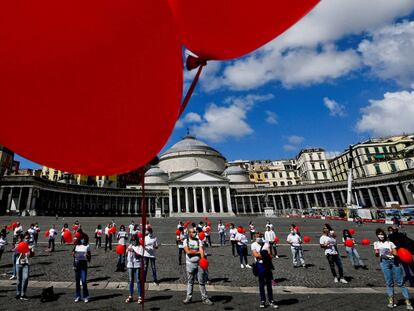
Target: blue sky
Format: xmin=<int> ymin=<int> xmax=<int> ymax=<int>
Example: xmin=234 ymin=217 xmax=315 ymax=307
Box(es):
xmin=16 ymin=1 xmax=414 ymax=169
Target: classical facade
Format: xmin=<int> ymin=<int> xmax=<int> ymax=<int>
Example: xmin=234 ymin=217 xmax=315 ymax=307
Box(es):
xmin=1 ymin=135 xmax=414 ymax=217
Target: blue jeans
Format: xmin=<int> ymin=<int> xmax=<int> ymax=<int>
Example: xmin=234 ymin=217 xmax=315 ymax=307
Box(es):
xmin=16 ymin=264 xmax=29 ymax=296
xmin=128 ymin=267 xmax=142 ymax=297
xmin=117 ymin=254 xmax=126 ymax=269
xmin=380 ymin=259 xmax=410 ymax=299
xmin=12 ymin=252 xmax=17 ymax=276
xmin=144 ymin=257 xmax=158 ymax=282
xmin=345 ymin=247 xmax=364 ymax=267
xmin=257 ymin=263 xmax=273 ymax=303
xmin=219 ymin=232 xmax=225 ymax=246
xmin=326 ymin=254 xmax=344 ymax=278
xmin=237 ymin=245 xmax=248 ymax=265
xmin=74 ymin=261 xmax=89 ymax=299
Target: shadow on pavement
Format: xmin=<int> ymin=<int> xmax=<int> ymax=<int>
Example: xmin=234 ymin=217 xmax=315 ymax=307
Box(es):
xmin=211 ymin=294 xmax=233 ymax=304
xmin=277 ymin=298 xmax=299 ymax=306
xmin=90 ymin=293 xmax=122 ymax=302
xmin=158 ymin=277 xmax=179 ymax=283
xmin=88 ymin=276 xmax=111 ymax=282
xmin=146 ymin=295 xmax=173 ymax=302
xmin=210 ymin=277 xmax=230 ymax=283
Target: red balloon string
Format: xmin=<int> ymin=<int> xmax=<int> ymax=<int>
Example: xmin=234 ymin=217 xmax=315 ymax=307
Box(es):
xmin=139 ymin=169 xmax=146 ymax=310
xmin=178 ymin=55 xmax=207 ymax=118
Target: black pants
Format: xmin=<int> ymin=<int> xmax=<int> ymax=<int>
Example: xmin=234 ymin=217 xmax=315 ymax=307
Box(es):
xmin=231 ymin=240 xmax=237 ymax=256
xmin=105 ymin=235 xmax=112 ymax=251
xmin=206 ymin=236 xmax=211 ymax=247
xmin=178 ymin=248 xmax=184 ymax=265
xmin=95 ymin=237 xmax=102 ymax=248
xmin=250 ymin=232 xmax=255 ymax=241
xmin=326 ymin=254 xmax=344 ymax=278
xmin=48 ymin=239 xmax=55 ymax=252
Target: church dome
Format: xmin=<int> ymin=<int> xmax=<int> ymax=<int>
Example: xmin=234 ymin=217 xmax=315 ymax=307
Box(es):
xmin=159 ymin=135 xmax=226 ymax=175
xmin=144 ymin=166 xmax=168 ymax=184
xmin=223 ymin=165 xmax=250 ymax=183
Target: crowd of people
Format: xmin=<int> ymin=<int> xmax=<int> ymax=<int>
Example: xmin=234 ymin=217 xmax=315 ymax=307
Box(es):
xmin=1 ymin=219 xmax=414 ymax=309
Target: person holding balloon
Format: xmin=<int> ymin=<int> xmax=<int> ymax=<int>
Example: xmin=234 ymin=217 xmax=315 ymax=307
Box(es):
xmin=61 ymin=223 xmax=69 ymax=245
xmin=144 ymin=227 xmax=159 ymax=285
xmin=342 ymin=229 xmax=367 ymax=270
xmin=183 ymin=228 xmax=213 ymax=306
xmin=104 ymin=223 xmax=113 ymax=252
xmin=15 ymin=232 xmax=31 ymax=300
xmin=229 ymin=223 xmax=238 ymax=257
xmin=265 ymin=226 xmax=278 ymax=258
xmin=34 ymin=223 xmax=40 ymax=246
xmin=287 ymin=227 xmax=305 ymax=268
xmin=236 ymin=226 xmax=251 ymax=269
xmin=94 ymin=225 xmax=103 ymax=249
xmin=374 ymin=228 xmax=413 ymax=309
xmin=125 ymin=234 xmax=143 ymax=304
xmin=0 ymin=229 xmax=7 ymax=262
xmin=72 ymin=232 xmax=91 ymax=303
xmin=116 ymin=225 xmax=128 ymax=272
xmin=48 ymin=225 xmax=57 ymax=252
xmin=217 ymin=220 xmax=226 ymax=246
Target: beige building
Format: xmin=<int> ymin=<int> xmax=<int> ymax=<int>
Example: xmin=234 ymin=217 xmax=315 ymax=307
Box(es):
xmin=0 ymin=145 xmax=14 ymax=176
xmin=329 ymin=134 xmax=414 ymax=182
xmin=296 ymin=148 xmax=332 ymax=184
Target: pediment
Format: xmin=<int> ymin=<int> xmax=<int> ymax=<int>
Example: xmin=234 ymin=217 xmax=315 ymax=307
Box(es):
xmin=170 ymin=169 xmax=228 ymax=183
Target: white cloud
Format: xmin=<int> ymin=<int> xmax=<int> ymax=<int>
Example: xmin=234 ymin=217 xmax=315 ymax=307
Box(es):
xmin=325 ymin=151 xmax=342 ymax=159
xmin=356 ymin=88 xmax=414 ymax=136
xmin=358 ymin=21 xmax=414 ymax=87
xmin=283 ymin=145 xmax=298 ymax=152
xmin=191 ymin=94 xmax=274 ymax=142
xmin=323 ymin=97 xmax=346 ymax=117
xmin=265 ymin=111 xmax=278 ymax=124
xmin=287 ymin=135 xmax=305 ymax=145
xmin=175 ymin=112 xmax=202 ymax=128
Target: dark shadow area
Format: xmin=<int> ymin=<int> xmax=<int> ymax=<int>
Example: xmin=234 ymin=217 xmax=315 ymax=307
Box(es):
xmin=277 ymin=298 xmax=299 ymax=306
xmin=158 ymin=277 xmax=179 ymax=283
xmin=90 ymin=293 xmax=122 ymax=302
xmin=0 ymin=289 xmax=16 ymax=293
xmin=224 ymin=308 xmax=235 ymax=310
xmin=30 ymin=292 xmax=65 ymax=302
xmin=31 ymin=273 xmax=45 ymax=278
xmin=344 ymin=276 xmax=354 ymax=282
xmin=210 ymin=277 xmax=231 ymax=283
xmin=88 ymin=276 xmax=111 ymax=282
xmin=277 ymin=255 xmax=287 ymax=258
xmin=274 ymin=277 xmax=288 ymax=283
xmin=149 ymin=308 xmax=160 ymax=311
xmin=340 ymin=256 xmax=347 ymax=259
xmin=305 ymin=264 xmax=315 ymax=268
xmin=145 ymin=295 xmax=173 ymax=302
xmin=211 ymin=295 xmax=233 ymax=304
xmin=37 ymin=262 xmax=52 ymax=266
xmin=0 ymin=264 xmax=13 ymax=268
xmin=88 ymin=265 xmax=103 ymax=269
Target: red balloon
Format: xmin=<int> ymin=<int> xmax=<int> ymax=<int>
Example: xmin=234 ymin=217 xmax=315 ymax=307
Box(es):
xmin=398 ymin=248 xmax=413 ymax=264
xmin=199 ymin=232 xmax=205 ymax=240
xmin=237 ymin=226 xmax=244 ymax=234
xmin=294 ymin=226 xmax=300 ymax=233
xmin=137 ymin=232 xmax=143 ymax=239
xmin=139 ymin=239 xmax=145 ymax=246
xmin=274 ymin=237 xmax=280 ymax=243
xmin=349 ymin=229 xmax=356 ymax=235
xmin=344 ymin=239 xmax=354 ymax=248
xmin=225 ymin=223 xmax=230 ymax=228
xmin=361 ymin=239 xmax=370 ymax=246
xmin=44 ymin=231 xmax=50 ymax=238
xmin=72 ymin=225 xmax=79 ymax=231
xmin=199 ymin=258 xmax=209 ymax=270
xmin=175 ymin=229 xmax=181 ymax=236
xmin=206 ymin=227 xmax=211 ymax=233
xmin=12 ymin=222 xmax=18 ymax=229
xmin=116 ymin=244 xmax=125 ymax=255
xmin=303 ymin=236 xmax=311 ymax=243
xmin=16 ymin=242 xmax=30 ymax=254
xmin=168 ymin=0 xmax=320 ymax=60
xmin=110 ymin=227 xmax=117 ymax=235
xmin=63 ymin=231 xmax=73 ymax=243
xmin=0 ymin=1 xmax=183 ymax=176
xmin=74 ymin=232 xmax=81 ymax=239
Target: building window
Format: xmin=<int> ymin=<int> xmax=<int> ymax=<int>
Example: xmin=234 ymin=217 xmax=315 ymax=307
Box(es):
xmin=273 ymin=182 xmax=278 ymax=187
xmin=313 ymin=172 xmax=318 ymax=179
xmin=406 ymin=159 xmax=414 ymax=169
xmin=374 ymin=147 xmax=380 ymax=154
xmin=321 ymin=163 xmax=325 ymax=170
xmin=389 ymin=161 xmax=398 ymax=173
xmin=323 ymin=172 xmax=327 ymax=179
xmin=249 ymin=174 xmax=254 ymax=179
xmin=374 ymin=164 xmax=382 ymax=175
xmin=279 ymin=172 xmax=283 ymax=178
xmin=311 ymin=163 xmax=315 ymax=170
xmin=281 ymin=181 xmax=285 ymax=186
xmin=365 ymin=147 xmax=370 ymax=155
xmin=287 ymin=181 xmax=292 ymax=186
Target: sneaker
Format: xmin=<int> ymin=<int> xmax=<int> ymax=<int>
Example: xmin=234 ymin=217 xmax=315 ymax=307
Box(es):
xmin=387 ymin=297 xmax=394 ymax=308
xmin=275 ymin=256 xmax=279 ymax=259
xmin=269 ymin=301 xmax=279 ymax=309
xmin=20 ymin=295 xmax=28 ymax=301
xmin=245 ymin=264 xmax=252 ymax=269
xmin=339 ymin=278 xmax=348 ymax=284
xmin=125 ymin=296 xmax=133 ymax=303
xmin=74 ymin=297 xmax=81 ymax=303
xmin=10 ymin=275 xmax=16 ymax=280
xmin=259 ymin=301 xmax=266 ymax=308
xmin=202 ymin=298 xmax=214 ymax=306
xmin=15 ymin=294 xmax=20 ymax=300
xmin=406 ymin=300 xmax=413 ymax=310
xmin=154 ymin=281 xmax=159 ymax=286
xmin=183 ymin=297 xmax=192 ymax=304
xmin=84 ymin=297 xmax=89 ymax=303
xmin=334 ymin=277 xmax=339 ymax=283
xmin=137 ymin=297 xmax=142 ymax=304
xmin=241 ymin=264 xmax=245 ymax=269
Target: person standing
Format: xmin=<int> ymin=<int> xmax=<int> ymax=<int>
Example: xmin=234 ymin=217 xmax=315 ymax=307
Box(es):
xmin=0 ymin=229 xmax=7 ymax=262
xmin=320 ymin=227 xmax=348 ymax=283
xmin=235 ymin=227 xmax=251 ymax=269
xmin=287 ymin=228 xmax=305 ymax=268
xmin=229 ymin=224 xmax=237 ymax=257
xmin=104 ymin=224 xmax=113 ymax=252
xmin=204 ymin=223 xmax=212 ymax=247
xmin=217 ymin=221 xmax=226 ymax=246
xmin=10 ymin=234 xmax=23 ymax=280
xmin=249 ymin=221 xmax=256 ymax=241
xmin=95 ymin=225 xmax=103 ymax=249
xmin=342 ymin=229 xmax=367 ymax=270
xmin=72 ymin=233 xmax=91 ymax=303
xmin=252 ymin=232 xmax=278 ymax=309
xmin=264 ymin=226 xmax=278 ymax=258
xmin=116 ymin=225 xmax=128 ymax=272
xmin=265 ymin=220 xmax=274 ymax=231
xmin=13 ymin=222 xmax=23 ymax=246
xmin=48 ymin=225 xmax=57 ymax=252
xmin=144 ymin=227 xmax=159 ymax=284
xmin=27 ymin=224 xmax=36 ymax=256
xmin=374 ymin=228 xmax=413 ymax=309
xmin=177 ymin=227 xmax=186 ymax=265
xmin=182 ymin=228 xmax=213 ymax=306
xmin=16 ymin=232 xmax=31 ymax=300
xmin=125 ymin=235 xmax=143 ymax=304
xmin=33 ymin=223 xmax=40 ymax=246
xmin=128 ymin=220 xmax=135 ymax=239
xmin=61 ymin=223 xmax=69 ymax=245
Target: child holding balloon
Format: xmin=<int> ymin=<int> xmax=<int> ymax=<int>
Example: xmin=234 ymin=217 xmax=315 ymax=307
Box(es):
xmin=374 ymin=228 xmax=413 ymax=310
xmin=342 ymin=229 xmax=367 ymax=270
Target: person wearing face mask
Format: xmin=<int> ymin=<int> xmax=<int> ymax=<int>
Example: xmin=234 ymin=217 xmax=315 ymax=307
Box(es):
xmin=342 ymin=229 xmax=367 ymax=270
xmin=125 ymin=235 xmax=143 ymax=304
xmin=72 ymin=233 xmax=91 ymax=303
xmin=16 ymin=232 xmax=30 ymax=300
xmin=287 ymin=228 xmax=305 ymax=268
xmin=144 ymin=227 xmax=159 ymax=285
xmin=116 ymin=225 xmax=128 ymax=272
xmin=251 ymin=232 xmax=278 ymax=309
xmin=229 ymin=223 xmax=238 ymax=257
xmin=320 ymin=227 xmax=348 ymax=283
xmin=265 ymin=226 xmax=278 ymax=259
xmin=182 ymin=228 xmax=213 ymax=306
xmin=374 ymin=228 xmax=413 ymax=310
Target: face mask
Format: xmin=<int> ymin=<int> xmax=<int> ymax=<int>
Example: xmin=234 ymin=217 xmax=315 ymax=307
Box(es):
xmin=80 ymin=239 xmax=85 ymax=244
xmin=256 ymin=238 xmax=264 ymax=244
xmin=291 ymin=230 xmax=296 ymax=235
xmin=378 ymin=235 xmax=385 ymax=240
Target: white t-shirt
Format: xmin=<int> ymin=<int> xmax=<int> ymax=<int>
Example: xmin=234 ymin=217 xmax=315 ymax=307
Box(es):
xmin=14 ymin=226 xmax=23 ymax=236
xmin=95 ymin=229 xmax=103 ymax=237
xmin=320 ymin=235 xmax=338 ymax=255
xmin=177 ymin=233 xmax=186 ymax=249
xmin=129 ymin=224 xmax=135 ymax=233
xmin=0 ymin=236 xmax=7 ymax=250
xmin=287 ymin=233 xmax=302 ymax=247
xmin=105 ymin=227 xmax=110 ymax=236
xmin=229 ymin=228 xmax=237 ymax=241
xmin=264 ymin=230 xmax=276 ymax=243
xmin=249 ymin=224 xmax=256 ymax=232
xmin=127 ymin=245 xmax=143 ymax=268
xmin=74 ymin=245 xmax=90 ymax=262
xmin=183 ymin=238 xmax=201 ymax=264
xmin=203 ymin=226 xmax=211 ymax=236
xmin=236 ymin=232 xmax=248 ymax=246
xmin=144 ymin=235 xmax=158 ymax=258
xmin=49 ymin=228 xmax=57 ymax=239
xmin=218 ymin=224 xmax=225 ymax=233
xmin=16 ymin=252 xmax=29 ymax=265
xmin=251 ymin=241 xmax=270 ymax=263
xmin=117 ymin=231 xmax=128 ymax=245
xmin=374 ymin=241 xmax=396 ymax=260
xmin=265 ymin=223 xmax=274 ymax=231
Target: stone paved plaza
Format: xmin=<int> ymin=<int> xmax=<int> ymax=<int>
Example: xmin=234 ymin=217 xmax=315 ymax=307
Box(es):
xmin=1 ymin=216 xmax=414 ymax=310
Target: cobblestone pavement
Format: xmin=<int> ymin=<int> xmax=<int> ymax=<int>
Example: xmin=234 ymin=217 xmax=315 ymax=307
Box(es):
xmin=1 ymin=216 xmax=414 ymax=310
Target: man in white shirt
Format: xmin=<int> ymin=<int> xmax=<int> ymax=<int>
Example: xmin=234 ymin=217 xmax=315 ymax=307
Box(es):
xmin=13 ymin=222 xmax=23 ymax=245
xmin=320 ymin=228 xmax=347 ymax=283
xmin=264 ymin=227 xmax=278 ymax=258
xmin=265 ymin=220 xmax=274 ymax=231
xmin=229 ymin=224 xmax=237 ymax=257
xmin=287 ymin=230 xmax=305 ymax=268
xmin=128 ymin=221 xmax=135 ymax=239
xmin=48 ymin=225 xmax=57 ymax=252
xmin=217 ymin=221 xmax=226 ymax=246
xmin=144 ymin=228 xmax=159 ymax=285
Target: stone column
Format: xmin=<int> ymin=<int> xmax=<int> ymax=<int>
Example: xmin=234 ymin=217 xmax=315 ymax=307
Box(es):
xmin=340 ymin=191 xmax=346 ymax=206
xmin=249 ymin=196 xmax=253 ymax=212
xmin=169 ymin=188 xmax=173 ymax=215
xmin=193 ymin=187 xmax=198 ymax=213
xmin=368 ymin=188 xmax=377 ymax=207
xmin=377 ymin=187 xmax=385 ymax=207
xmin=297 ymin=194 xmax=303 ymax=211
xmin=218 ymin=187 xmax=224 ymax=213
xmin=257 ymin=196 xmax=262 ymax=213
xmin=17 ymin=187 xmax=23 ymax=212
xmin=272 ymin=195 xmax=277 ymax=212
xmin=281 ymin=195 xmax=286 ymax=214
xmin=128 ymin=197 xmax=132 ymax=215
xmin=387 ymin=186 xmax=395 ymax=202
xmin=305 ymin=193 xmax=311 ymax=209
xmin=226 ymin=187 xmax=232 ymax=213
xmin=289 ymin=194 xmax=294 ymax=211
xmin=177 ymin=187 xmax=181 ymax=212
xmin=313 ymin=193 xmax=319 ymax=207
xmin=202 ymin=187 xmax=207 ymax=213
xmin=147 ymin=197 xmax=151 ymax=217
xmin=242 ymin=196 xmax=246 ymax=214
xmin=0 ymin=188 xmax=3 ymax=201
xmin=185 ymin=187 xmax=189 ymax=213
xmin=161 ymin=197 xmax=165 ymax=215
xmin=322 ymin=192 xmax=328 ymax=207
xmin=210 ymin=187 xmax=215 ymax=213
xmin=6 ymin=187 xmax=13 ymax=212
xmin=396 ymin=185 xmax=407 ymax=205
xmin=358 ymin=189 xmax=366 ymax=206
xmin=331 ymin=192 xmax=336 ymax=207
xmin=26 ymin=187 xmax=33 ymax=211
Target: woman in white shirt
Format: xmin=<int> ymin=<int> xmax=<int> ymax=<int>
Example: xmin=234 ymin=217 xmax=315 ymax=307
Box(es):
xmin=236 ymin=227 xmax=251 ymax=269
xmin=264 ymin=227 xmax=278 ymax=258
xmin=229 ymin=224 xmax=237 ymax=257
xmin=144 ymin=227 xmax=159 ymax=284
xmin=95 ymin=225 xmax=103 ymax=249
xmin=287 ymin=229 xmax=305 ymax=268
xmin=16 ymin=232 xmax=31 ymax=300
xmin=125 ymin=235 xmax=143 ymax=304
xmin=72 ymin=233 xmax=91 ymax=303
xmin=116 ymin=225 xmax=128 ymax=272
xmin=374 ymin=228 xmax=412 ymax=309
xmin=319 ymin=227 xmax=347 ymax=283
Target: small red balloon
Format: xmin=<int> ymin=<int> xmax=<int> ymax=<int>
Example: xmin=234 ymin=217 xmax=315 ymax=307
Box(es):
xmin=294 ymin=226 xmax=300 ymax=233
xmin=72 ymin=225 xmax=79 ymax=231
xmin=175 ymin=229 xmax=181 ymax=236
xmin=361 ymin=239 xmax=370 ymax=246
xmin=345 ymin=239 xmax=354 ymax=248
xmin=199 ymin=232 xmax=205 ymax=240
xmin=116 ymin=245 xmax=125 ymax=255
xmin=274 ymin=237 xmax=280 ymax=243
xmin=74 ymin=232 xmax=81 ymax=239
xmin=16 ymin=242 xmax=30 ymax=254
xmin=349 ymin=229 xmax=356 ymax=235
xmin=139 ymin=239 xmax=145 ymax=246
xmin=63 ymin=231 xmax=73 ymax=243
xmin=44 ymin=231 xmax=50 ymax=238
xmin=206 ymin=227 xmax=211 ymax=233
xmin=225 ymin=223 xmax=230 ymax=228
xmin=199 ymin=258 xmax=209 ymax=270
xmin=237 ymin=226 xmax=244 ymax=234
xmin=303 ymin=236 xmax=311 ymax=243
xmin=12 ymin=222 xmax=17 ymax=229
xmin=398 ymin=248 xmax=413 ymax=264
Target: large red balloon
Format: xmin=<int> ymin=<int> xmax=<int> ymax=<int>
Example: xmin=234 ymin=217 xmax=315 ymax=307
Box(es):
xmin=168 ymin=0 xmax=320 ymax=60
xmin=16 ymin=242 xmax=30 ymax=254
xmin=116 ymin=245 xmax=125 ymax=255
xmin=63 ymin=231 xmax=73 ymax=243
xmin=398 ymin=248 xmax=413 ymax=264
xmin=199 ymin=258 xmax=209 ymax=270
xmin=0 ymin=1 xmax=182 ymax=176
xmin=344 ymin=239 xmax=354 ymax=248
